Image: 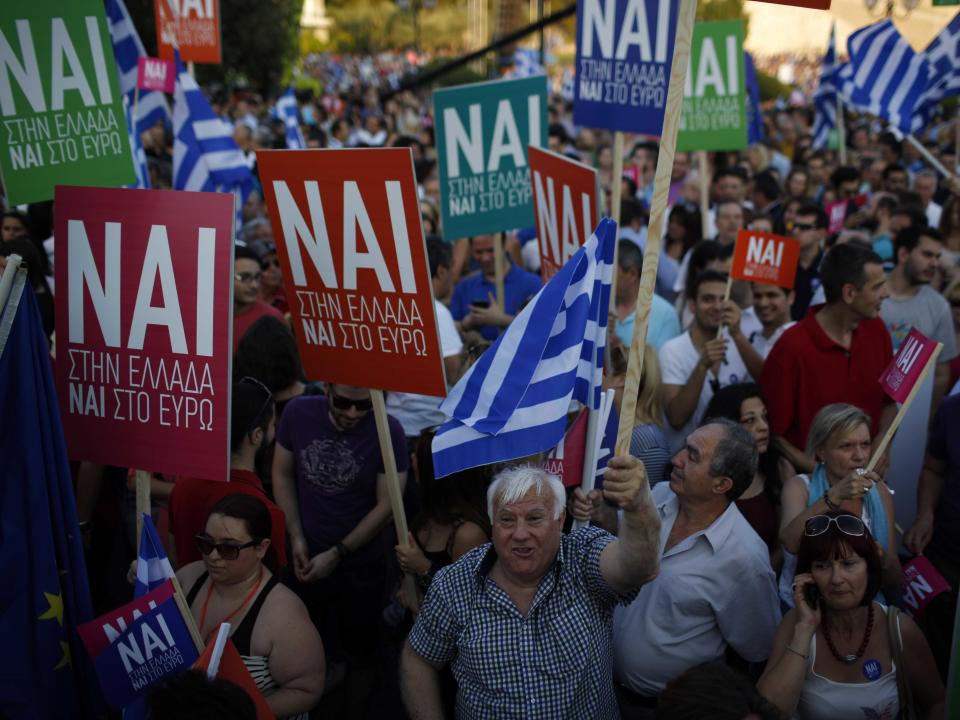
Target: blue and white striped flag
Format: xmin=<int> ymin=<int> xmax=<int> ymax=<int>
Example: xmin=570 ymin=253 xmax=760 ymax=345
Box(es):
xmin=274 ymin=87 xmax=306 ymax=149
xmin=105 ymin=0 xmax=171 ymax=135
xmin=812 ymin=23 xmax=839 ymax=150
xmin=173 ymin=53 xmax=255 ymax=230
xmin=744 ymin=51 xmax=764 ymax=145
xmin=124 ymin=96 xmax=150 ymax=189
xmin=432 ymin=218 xmax=616 ymax=478
xmin=912 ymin=13 xmax=960 ymax=133
xmin=837 ymin=19 xmax=930 ymax=134
xmin=511 ymin=48 xmax=546 ymax=78
xmin=134 ymin=513 xmax=175 ymax=598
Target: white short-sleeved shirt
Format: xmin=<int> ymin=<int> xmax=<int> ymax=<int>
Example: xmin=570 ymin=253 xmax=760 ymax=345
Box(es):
xmin=658 ymin=330 xmax=751 ymax=453
xmin=386 ymin=300 xmax=463 ymax=437
xmin=749 ymin=321 xmax=796 ymax=359
xmin=613 ymin=483 xmax=781 ymax=695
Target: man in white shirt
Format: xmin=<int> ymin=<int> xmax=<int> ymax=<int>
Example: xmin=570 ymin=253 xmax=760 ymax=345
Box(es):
xmin=914 ymin=170 xmax=942 ymax=230
xmin=659 ymin=269 xmax=751 ymax=453
xmin=749 ymin=281 xmax=796 ymax=360
xmin=386 ymin=237 xmax=462 ymax=441
xmin=612 ymin=420 xmax=780 ymax=714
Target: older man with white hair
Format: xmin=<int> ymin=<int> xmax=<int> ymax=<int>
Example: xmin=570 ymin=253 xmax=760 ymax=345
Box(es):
xmin=399 ymin=455 xmax=661 ymax=719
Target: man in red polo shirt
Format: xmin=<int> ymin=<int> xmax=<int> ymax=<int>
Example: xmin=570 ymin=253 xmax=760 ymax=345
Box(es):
xmin=761 ymin=242 xmax=895 ymax=473
xmin=169 ymin=378 xmax=287 ymax=568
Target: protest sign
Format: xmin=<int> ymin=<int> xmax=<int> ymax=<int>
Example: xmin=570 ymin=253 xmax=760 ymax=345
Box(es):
xmin=544 ymin=409 xmax=588 ymax=488
xmin=729 ymin=229 xmax=800 ymax=289
xmin=257 ymin=148 xmax=446 ymax=396
xmin=433 ymin=76 xmax=548 ymax=240
xmin=194 ymin=633 xmax=273 ymax=720
xmin=678 ymin=20 xmax=747 ymax=152
xmin=0 ymin=0 xmax=135 ymax=205
xmin=54 ymin=186 xmax=234 ymax=482
xmin=825 ymin=199 xmax=847 ymax=234
xmin=528 ymin=146 xmax=600 ymax=281
xmin=900 ymin=556 xmax=950 ymax=619
xmin=154 ymin=0 xmax=222 ymax=64
xmin=573 ymin=0 xmax=679 ymax=134
xmin=137 ymin=57 xmax=176 ymax=94
xmin=78 ymin=581 xmax=199 ymax=709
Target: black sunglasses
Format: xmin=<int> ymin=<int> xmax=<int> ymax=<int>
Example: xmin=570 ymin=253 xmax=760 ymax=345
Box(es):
xmin=792 ymin=222 xmax=817 ymax=231
xmin=239 ymin=376 xmax=273 ymax=434
xmin=195 ymin=533 xmax=259 ymax=560
xmin=329 ymin=391 xmax=373 ymax=412
xmin=804 ymin=514 xmax=866 ymax=538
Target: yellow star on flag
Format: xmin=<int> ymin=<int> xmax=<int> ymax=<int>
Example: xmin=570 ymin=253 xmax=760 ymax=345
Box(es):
xmin=54 ymin=641 xmax=71 ymax=671
xmin=38 ymin=592 xmax=64 ymax=627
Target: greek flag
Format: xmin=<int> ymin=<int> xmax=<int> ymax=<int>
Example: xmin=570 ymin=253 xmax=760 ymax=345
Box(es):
xmin=134 ymin=514 xmax=175 ymax=598
xmin=912 ymin=14 xmax=960 ymax=132
xmin=512 ymin=48 xmax=545 ymax=78
xmin=836 ymin=19 xmax=930 ymax=133
xmin=812 ymin=23 xmax=839 ymax=150
xmin=274 ymin=87 xmax=306 ymax=149
xmin=432 ymin=218 xmax=615 ymax=478
xmin=104 ymin=0 xmax=171 ymax=135
xmin=173 ymin=53 xmax=255 ymax=229
xmin=124 ymin=96 xmax=150 ymax=189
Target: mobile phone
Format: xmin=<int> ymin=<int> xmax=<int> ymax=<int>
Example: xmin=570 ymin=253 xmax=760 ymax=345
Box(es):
xmin=803 ymin=583 xmax=820 ymax=610
xmin=470 ymin=300 xmax=490 ymax=309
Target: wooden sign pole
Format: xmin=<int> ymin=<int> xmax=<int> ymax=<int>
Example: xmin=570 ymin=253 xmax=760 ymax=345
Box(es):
xmin=866 ymin=344 xmax=943 ymax=474
xmin=494 ymin=232 xmax=506 ymax=310
xmin=698 ymin=150 xmax=710 ymax=239
xmin=370 ymin=389 xmax=419 ymax=610
xmin=608 ymin=131 xmax=625 ymax=311
xmin=135 ymin=470 xmax=151 ymax=555
xmin=616 ymin=0 xmax=699 ymax=456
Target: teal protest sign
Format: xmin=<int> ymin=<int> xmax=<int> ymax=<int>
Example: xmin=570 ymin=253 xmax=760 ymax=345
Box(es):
xmin=433 ymin=76 xmax=548 ymax=240
xmin=0 ymin=0 xmax=134 ymax=205
xmin=677 ymin=20 xmax=748 ymax=152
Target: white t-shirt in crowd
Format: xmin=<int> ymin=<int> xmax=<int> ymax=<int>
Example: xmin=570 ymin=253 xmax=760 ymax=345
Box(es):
xmin=749 ymin=320 xmax=796 ymax=359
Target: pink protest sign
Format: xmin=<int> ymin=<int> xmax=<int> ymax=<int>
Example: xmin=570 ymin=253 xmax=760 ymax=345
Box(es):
xmin=137 ymin=56 xmax=176 ymax=93
xmin=825 ymin=200 xmax=847 ymax=234
xmin=879 ymin=327 xmax=939 ymax=404
xmin=901 ymin=556 xmax=950 ymax=619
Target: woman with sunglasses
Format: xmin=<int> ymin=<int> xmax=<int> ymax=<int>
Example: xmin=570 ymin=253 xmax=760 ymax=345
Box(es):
xmin=758 ymin=512 xmax=944 ymax=720
xmin=178 ymin=494 xmax=325 ymax=718
xmin=778 ymin=403 xmax=900 ymax=608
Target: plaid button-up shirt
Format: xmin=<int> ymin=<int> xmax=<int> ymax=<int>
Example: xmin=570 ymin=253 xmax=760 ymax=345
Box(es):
xmin=407 ymin=526 xmax=637 ymax=719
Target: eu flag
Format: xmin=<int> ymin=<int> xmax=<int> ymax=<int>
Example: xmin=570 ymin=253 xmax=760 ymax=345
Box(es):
xmin=0 ymin=272 xmax=99 ymax=718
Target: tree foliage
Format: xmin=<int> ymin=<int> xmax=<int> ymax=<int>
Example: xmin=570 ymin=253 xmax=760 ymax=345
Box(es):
xmin=324 ymin=0 xmax=468 ymax=54
xmin=696 ymin=0 xmax=750 ymax=38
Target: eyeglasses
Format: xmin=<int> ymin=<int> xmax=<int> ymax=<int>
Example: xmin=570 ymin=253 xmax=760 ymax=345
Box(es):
xmin=329 ymin=390 xmax=373 ymax=412
xmin=235 ymin=271 xmax=262 ymax=284
xmin=261 ymin=258 xmax=281 ymax=270
xmin=195 ymin=533 xmax=259 ymax=560
xmin=792 ymin=222 xmax=817 ymax=231
xmin=804 ymin=514 xmax=866 ymax=537
xmin=239 ymin=376 xmax=273 ymax=434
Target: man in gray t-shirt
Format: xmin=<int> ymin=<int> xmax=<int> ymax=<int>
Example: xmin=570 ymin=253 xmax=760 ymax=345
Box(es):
xmin=881 ymin=226 xmax=957 ymax=408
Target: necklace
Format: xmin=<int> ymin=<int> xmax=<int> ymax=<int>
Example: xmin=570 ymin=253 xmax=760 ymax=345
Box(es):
xmin=199 ymin=568 xmax=265 ymax=639
xmin=822 ymin=603 xmax=874 ymax=664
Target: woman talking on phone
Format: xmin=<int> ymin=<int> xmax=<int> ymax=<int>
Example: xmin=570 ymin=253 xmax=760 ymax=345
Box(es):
xmin=757 ymin=512 xmax=943 ymax=720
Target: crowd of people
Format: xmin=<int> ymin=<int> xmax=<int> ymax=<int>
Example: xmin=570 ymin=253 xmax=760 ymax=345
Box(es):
xmin=4 ymin=47 xmax=960 ymax=720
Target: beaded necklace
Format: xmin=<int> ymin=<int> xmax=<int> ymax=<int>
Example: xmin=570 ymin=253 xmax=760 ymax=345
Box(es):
xmin=822 ymin=603 xmax=874 ymax=664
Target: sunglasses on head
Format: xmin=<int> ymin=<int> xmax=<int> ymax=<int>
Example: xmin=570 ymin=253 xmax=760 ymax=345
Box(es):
xmin=195 ymin=533 xmax=259 ymax=560
xmin=804 ymin=514 xmax=866 ymax=538
xmin=329 ymin=391 xmax=373 ymax=412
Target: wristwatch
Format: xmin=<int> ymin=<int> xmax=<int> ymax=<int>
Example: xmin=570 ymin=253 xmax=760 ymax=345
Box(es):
xmin=334 ymin=542 xmax=350 ymax=559
xmin=823 ymin=490 xmax=841 ymax=512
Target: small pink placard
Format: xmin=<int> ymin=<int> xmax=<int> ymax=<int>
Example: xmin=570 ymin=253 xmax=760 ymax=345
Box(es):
xmin=901 ymin=556 xmax=950 ymax=619
xmin=137 ymin=56 xmax=176 ymax=94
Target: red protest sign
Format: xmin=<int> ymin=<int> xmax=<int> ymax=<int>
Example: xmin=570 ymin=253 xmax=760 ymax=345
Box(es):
xmin=154 ymin=0 xmax=222 ymax=64
xmin=730 ymin=229 xmax=800 ymax=289
xmin=543 ymin=409 xmax=588 ymax=488
xmin=879 ymin=328 xmax=939 ymax=404
xmin=54 ymin=187 xmax=233 ymax=481
xmin=257 ymin=148 xmax=446 ymax=396
xmin=528 ymin=146 xmax=600 ymax=281
xmin=748 ymin=0 xmax=831 ymax=8
xmin=137 ymin=57 xmax=176 ymax=94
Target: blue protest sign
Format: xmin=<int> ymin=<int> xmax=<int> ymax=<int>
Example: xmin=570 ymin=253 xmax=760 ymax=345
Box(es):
xmin=433 ymin=76 xmax=548 ymax=240
xmin=573 ymin=0 xmax=679 ymax=134
xmin=88 ymin=589 xmax=199 ymax=708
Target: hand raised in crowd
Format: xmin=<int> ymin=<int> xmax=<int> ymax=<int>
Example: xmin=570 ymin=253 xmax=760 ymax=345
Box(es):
xmin=569 ymin=488 xmax=603 ymax=524
xmin=826 ymin=468 xmax=880 ymax=504
xmin=719 ymin=299 xmax=742 ymax=337
xmin=699 ymin=337 xmax=728 ymax=370
xmin=903 ymin=512 xmax=934 ymax=555
xmin=395 ymin=532 xmax=431 ymax=576
xmin=792 ymin=573 xmax=822 ymax=631
xmin=298 ymin=548 xmax=340 ymax=582
xmin=602 ymin=454 xmax=649 ymax=512
xmin=464 ymin=292 xmax=512 ymax=330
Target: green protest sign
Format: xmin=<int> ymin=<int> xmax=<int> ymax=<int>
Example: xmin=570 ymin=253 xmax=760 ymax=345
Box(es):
xmin=677 ymin=20 xmax=747 ymax=152
xmin=0 ymin=0 xmax=134 ymax=205
xmin=933 ymin=0 xmax=960 ymax=6
xmin=433 ymin=76 xmax=548 ymax=240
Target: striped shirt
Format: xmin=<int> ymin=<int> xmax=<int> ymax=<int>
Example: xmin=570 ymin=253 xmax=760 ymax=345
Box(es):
xmin=408 ymin=526 xmax=636 ymax=720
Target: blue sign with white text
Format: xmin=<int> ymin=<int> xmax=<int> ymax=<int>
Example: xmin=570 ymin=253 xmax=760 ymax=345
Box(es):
xmin=573 ymin=0 xmax=679 ymax=134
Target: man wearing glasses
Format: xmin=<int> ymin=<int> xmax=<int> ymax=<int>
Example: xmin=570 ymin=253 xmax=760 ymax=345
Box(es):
xmin=788 ymin=203 xmax=828 ymax=322
xmin=272 ymin=382 xmax=408 ymax=700
xmin=233 ymin=245 xmax=284 ymax=352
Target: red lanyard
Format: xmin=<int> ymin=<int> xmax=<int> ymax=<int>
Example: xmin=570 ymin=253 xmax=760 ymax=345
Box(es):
xmin=199 ymin=568 xmax=265 ymax=639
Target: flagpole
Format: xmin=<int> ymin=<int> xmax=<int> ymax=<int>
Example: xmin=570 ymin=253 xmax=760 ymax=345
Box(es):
xmin=698 ymin=150 xmax=709 ymax=239
xmin=906 ymin=134 xmax=957 ymax=181
xmin=494 ymin=232 xmax=506 ymax=309
xmin=866 ymin=343 xmax=942 ymax=474
xmin=836 ymin=96 xmax=846 ymax=166
xmin=616 ymin=0 xmax=698 ymax=457
xmin=370 ymin=389 xmax=419 ymax=611
xmin=608 ymin=131 xmax=625 ymax=312
xmin=135 ymin=470 xmax=151 ymax=555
